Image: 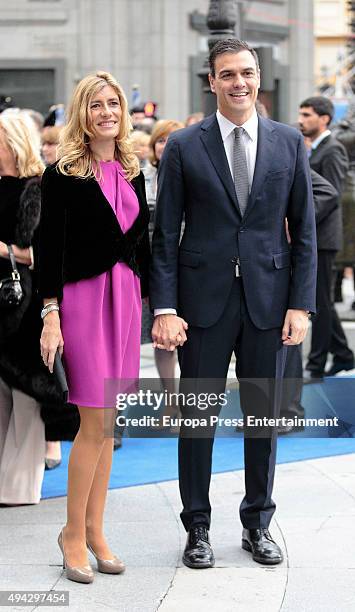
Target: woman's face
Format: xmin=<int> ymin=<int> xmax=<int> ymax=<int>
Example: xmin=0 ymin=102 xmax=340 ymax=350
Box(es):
xmin=154 ymin=133 xmax=169 ymax=162
xmin=42 ymin=140 xmax=58 ymax=165
xmin=88 ymin=84 xmax=121 ymax=143
xmin=0 ymin=127 xmax=17 ymax=177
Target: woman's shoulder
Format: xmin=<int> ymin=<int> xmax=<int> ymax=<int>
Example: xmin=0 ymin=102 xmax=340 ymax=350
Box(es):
xmin=43 ymin=162 xmax=88 ymax=186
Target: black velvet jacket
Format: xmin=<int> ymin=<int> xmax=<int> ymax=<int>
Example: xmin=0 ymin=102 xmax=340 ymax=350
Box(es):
xmin=38 ymin=163 xmax=151 ymax=301
xmin=0 ymin=175 xmax=67 ymax=405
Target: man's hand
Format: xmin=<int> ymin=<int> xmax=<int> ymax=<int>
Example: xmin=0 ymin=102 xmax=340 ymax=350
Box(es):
xmin=282 ymin=309 xmax=309 ymax=346
xmin=152 ymin=314 xmax=188 ymax=351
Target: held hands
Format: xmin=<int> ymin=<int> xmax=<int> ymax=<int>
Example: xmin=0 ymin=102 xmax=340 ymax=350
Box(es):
xmin=152 ymin=314 xmax=188 ymax=351
xmin=282 ymin=309 xmax=309 ymax=346
xmin=40 ymin=311 xmax=64 ymax=373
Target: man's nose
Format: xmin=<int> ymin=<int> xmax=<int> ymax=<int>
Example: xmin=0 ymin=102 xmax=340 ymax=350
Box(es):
xmin=232 ymin=74 xmax=246 ymax=88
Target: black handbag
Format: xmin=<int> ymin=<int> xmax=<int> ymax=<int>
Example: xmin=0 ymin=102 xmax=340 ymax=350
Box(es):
xmin=53 ymin=349 xmax=69 ymax=403
xmin=0 ymin=244 xmax=24 ymax=308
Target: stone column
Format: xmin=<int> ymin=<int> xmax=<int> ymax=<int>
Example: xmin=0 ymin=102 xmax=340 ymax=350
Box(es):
xmin=198 ymin=0 xmax=239 ymax=116
xmin=287 ymin=0 xmax=314 ymax=123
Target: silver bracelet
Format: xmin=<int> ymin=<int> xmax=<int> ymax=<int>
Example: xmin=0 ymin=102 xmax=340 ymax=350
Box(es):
xmin=41 ymin=304 xmax=60 ymax=320
xmin=43 ymin=301 xmax=59 ymax=309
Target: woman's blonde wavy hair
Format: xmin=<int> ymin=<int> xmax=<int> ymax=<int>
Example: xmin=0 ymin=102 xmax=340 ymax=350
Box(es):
xmin=0 ymin=112 xmax=45 ymax=178
xmin=57 ymin=71 xmax=140 ymax=181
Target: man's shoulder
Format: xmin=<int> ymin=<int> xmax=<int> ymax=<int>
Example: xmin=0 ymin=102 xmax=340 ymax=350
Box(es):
xmin=314 ymin=133 xmax=348 ymax=160
xmin=324 ymin=133 xmax=346 ymax=152
xmin=261 ymin=117 xmax=301 ymax=141
xmin=167 ymin=116 xmax=213 ymax=146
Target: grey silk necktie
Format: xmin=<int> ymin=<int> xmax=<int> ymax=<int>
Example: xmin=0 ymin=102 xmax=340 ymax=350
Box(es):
xmin=233 ymin=127 xmax=249 ymax=216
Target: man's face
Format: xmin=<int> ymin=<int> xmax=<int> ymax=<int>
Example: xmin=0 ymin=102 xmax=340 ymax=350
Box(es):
xmin=208 ymin=50 xmax=260 ymax=124
xmin=298 ymin=106 xmax=329 ymax=140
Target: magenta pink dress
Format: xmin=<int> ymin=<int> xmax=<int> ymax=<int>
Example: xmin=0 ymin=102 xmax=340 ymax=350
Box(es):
xmin=60 ymin=161 xmax=142 ymax=407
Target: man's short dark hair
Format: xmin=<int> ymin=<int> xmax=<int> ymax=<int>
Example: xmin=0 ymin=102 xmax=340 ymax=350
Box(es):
xmin=299 ymin=96 xmax=334 ymax=125
xmin=209 ymin=39 xmax=259 ymax=77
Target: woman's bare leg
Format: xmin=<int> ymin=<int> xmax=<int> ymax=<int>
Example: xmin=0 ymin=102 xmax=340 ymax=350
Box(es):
xmin=63 ymin=406 xmax=106 ymax=567
xmin=86 ymin=435 xmax=115 ymax=559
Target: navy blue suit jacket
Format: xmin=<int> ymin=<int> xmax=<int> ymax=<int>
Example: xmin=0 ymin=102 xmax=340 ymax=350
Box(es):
xmin=150 ymin=113 xmax=317 ymax=330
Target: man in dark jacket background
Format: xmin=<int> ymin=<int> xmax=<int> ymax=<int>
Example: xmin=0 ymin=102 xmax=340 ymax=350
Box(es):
xmin=298 ymin=96 xmax=354 ymax=379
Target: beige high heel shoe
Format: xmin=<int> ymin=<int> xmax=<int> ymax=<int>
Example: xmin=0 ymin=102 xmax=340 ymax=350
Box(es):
xmin=58 ymin=529 xmax=94 ymax=584
xmin=86 ymin=542 xmax=125 ymax=574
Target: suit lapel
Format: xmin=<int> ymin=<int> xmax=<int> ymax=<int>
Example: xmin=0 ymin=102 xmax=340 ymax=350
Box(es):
xmin=200 ymin=115 xmax=242 ymax=216
xmin=243 ymin=116 xmax=276 ymax=221
xmin=309 ymin=134 xmax=330 ymax=164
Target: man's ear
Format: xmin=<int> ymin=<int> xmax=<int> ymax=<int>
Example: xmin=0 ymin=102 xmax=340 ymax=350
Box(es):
xmin=322 ymin=114 xmax=331 ymax=128
xmin=208 ymin=73 xmax=215 ymax=94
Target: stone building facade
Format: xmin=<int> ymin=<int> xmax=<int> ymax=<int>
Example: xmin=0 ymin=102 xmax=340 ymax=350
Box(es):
xmin=0 ymin=0 xmax=314 ymax=124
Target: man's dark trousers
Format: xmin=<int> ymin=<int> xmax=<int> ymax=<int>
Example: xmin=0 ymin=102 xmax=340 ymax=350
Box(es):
xmin=178 ymin=277 xmax=288 ymax=532
xmin=307 ymin=250 xmax=353 ymax=374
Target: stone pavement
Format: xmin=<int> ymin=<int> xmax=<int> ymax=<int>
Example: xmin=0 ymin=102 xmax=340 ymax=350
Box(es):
xmin=1 ymin=452 xmax=355 ymax=612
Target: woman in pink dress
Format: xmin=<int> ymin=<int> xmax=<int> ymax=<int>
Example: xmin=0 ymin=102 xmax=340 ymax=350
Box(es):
xmin=38 ymin=72 xmax=150 ymax=583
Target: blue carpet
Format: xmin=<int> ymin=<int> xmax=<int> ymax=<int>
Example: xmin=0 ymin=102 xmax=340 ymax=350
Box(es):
xmin=42 ymin=376 xmax=355 ymax=499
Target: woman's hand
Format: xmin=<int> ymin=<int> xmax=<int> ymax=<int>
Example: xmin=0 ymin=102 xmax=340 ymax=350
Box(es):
xmin=40 ymin=311 xmax=64 ymax=373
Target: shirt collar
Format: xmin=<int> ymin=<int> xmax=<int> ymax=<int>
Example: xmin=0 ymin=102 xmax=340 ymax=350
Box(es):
xmin=311 ymin=129 xmax=331 ymax=150
xmin=216 ymin=108 xmax=258 ymax=143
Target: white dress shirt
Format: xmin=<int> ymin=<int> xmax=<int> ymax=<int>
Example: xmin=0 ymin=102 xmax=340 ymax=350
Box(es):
xmin=155 ymin=109 xmax=259 ymax=317
xmin=311 ymin=129 xmax=331 ymax=151
xmin=216 ymin=108 xmax=258 ymax=190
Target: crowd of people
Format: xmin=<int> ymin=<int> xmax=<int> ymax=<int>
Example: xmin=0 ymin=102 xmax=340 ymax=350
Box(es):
xmin=0 ymin=38 xmax=354 ymax=581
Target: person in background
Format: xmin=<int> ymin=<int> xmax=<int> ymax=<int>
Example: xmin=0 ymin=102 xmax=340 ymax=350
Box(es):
xmin=130 ymin=105 xmax=146 ymax=127
xmin=0 ymin=95 xmax=13 ymax=113
xmin=130 ymin=129 xmax=151 ymax=170
xmin=185 ymin=112 xmax=204 ymax=127
xmin=145 ymin=119 xmax=184 ymax=209
xmin=332 ymin=106 xmax=355 ymax=311
xmin=130 ymin=105 xmax=157 ymax=134
xmin=41 ymin=126 xmax=63 ymax=167
xmin=39 ymin=123 xmax=66 ymax=468
xmin=141 ymin=119 xmax=184 ymax=427
xmin=43 ymin=104 xmax=66 ymax=128
xmin=39 ymin=71 xmax=150 ymax=583
xmin=280 ymin=169 xmax=339 ymax=433
xmin=21 ymin=109 xmax=44 ymax=133
xmin=0 ymin=112 xmax=52 ymax=505
xmin=299 ymin=96 xmax=354 ymax=379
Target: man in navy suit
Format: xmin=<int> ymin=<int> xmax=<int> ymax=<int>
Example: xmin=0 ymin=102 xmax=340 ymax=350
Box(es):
xmin=150 ymin=39 xmax=317 ymax=568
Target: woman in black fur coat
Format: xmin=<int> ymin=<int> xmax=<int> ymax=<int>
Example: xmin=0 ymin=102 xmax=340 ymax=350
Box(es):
xmin=0 ymin=112 xmax=78 ymax=505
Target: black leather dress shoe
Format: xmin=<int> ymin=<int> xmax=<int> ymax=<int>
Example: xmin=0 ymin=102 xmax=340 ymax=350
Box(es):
xmin=325 ymin=360 xmax=354 ymax=376
xmin=285 ymin=403 xmax=305 ymax=419
xmin=278 ymin=408 xmax=306 ymax=435
xmin=182 ymin=525 xmax=215 ymax=569
xmin=242 ymin=528 xmax=283 ymax=565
